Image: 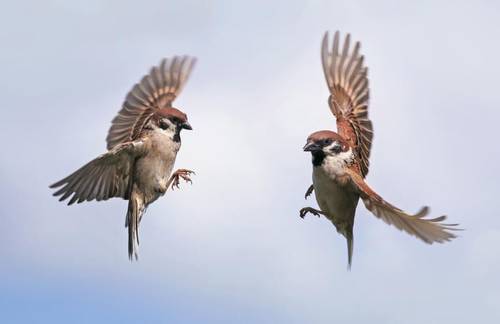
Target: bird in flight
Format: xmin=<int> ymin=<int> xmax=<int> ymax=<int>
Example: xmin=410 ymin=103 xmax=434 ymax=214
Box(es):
xmin=300 ymin=31 xmax=459 ymax=268
xmin=50 ymin=56 xmax=196 ymax=260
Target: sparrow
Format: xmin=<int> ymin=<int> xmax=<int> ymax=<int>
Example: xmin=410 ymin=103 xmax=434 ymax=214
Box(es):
xmin=300 ymin=31 xmax=459 ymax=268
xmin=50 ymin=56 xmax=196 ymax=260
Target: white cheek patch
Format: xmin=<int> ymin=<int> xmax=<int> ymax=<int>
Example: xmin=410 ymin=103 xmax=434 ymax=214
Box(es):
xmin=325 ymin=141 xmax=342 ymax=153
xmin=164 ymin=126 xmax=176 ymax=135
xmin=323 ymin=141 xmax=343 ymax=155
xmin=149 ymin=120 xmax=176 ymax=141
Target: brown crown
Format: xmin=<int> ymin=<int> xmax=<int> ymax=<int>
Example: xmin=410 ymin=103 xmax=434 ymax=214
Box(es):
xmin=155 ymin=107 xmax=188 ymax=123
xmin=307 ymin=130 xmax=350 ymax=151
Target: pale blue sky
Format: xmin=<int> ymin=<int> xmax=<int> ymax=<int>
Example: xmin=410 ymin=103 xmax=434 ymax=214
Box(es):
xmin=1 ymin=0 xmax=499 ymax=323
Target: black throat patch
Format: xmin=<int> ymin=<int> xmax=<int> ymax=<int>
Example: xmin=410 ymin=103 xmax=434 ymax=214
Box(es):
xmin=173 ymin=127 xmax=181 ymax=143
xmin=311 ymin=151 xmax=325 ymax=167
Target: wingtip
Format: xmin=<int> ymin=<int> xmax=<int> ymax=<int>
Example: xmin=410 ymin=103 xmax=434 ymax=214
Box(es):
xmin=416 ymin=206 xmax=430 ymax=217
xmin=49 ymin=179 xmax=65 ymax=189
xmin=67 ymin=195 xmax=78 ymax=205
xmin=323 ymin=30 xmax=329 ymax=41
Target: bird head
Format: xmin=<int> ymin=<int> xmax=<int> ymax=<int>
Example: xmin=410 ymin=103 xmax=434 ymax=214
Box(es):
xmin=303 ymin=130 xmax=351 ymax=167
xmin=153 ymin=107 xmax=192 ymax=142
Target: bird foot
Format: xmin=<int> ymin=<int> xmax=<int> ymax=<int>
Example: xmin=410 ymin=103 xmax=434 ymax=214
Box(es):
xmin=305 ymin=185 xmax=314 ymax=199
xmin=299 ymin=207 xmax=323 ymax=219
xmin=170 ymin=169 xmax=195 ymax=190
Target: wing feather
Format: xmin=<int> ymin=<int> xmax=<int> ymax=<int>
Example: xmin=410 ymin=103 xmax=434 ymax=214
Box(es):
xmin=346 ymin=168 xmax=460 ymax=244
xmin=89 ymin=165 xmax=105 ymax=201
xmin=50 ymin=141 xmax=146 ymax=205
xmin=106 ymin=56 xmax=196 ymax=150
xmin=322 ymin=31 xmax=373 ymax=177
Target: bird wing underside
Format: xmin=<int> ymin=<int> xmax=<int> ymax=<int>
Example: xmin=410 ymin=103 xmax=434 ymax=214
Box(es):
xmin=345 ymin=168 xmax=460 ymax=244
xmin=50 ymin=140 xmax=146 ymax=205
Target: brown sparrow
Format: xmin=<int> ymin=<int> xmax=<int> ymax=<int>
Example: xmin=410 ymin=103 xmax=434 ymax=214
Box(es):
xmin=301 ymin=32 xmax=459 ymax=268
xmin=50 ymin=56 xmax=196 ymax=260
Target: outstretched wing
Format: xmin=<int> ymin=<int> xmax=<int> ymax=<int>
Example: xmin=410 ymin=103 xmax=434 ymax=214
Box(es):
xmin=345 ymin=168 xmax=460 ymax=244
xmin=106 ymin=56 xmax=197 ymax=150
xmin=50 ymin=140 xmax=147 ymax=205
xmin=321 ymin=31 xmax=373 ymax=178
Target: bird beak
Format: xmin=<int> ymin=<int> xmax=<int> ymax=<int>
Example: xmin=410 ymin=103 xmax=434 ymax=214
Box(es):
xmin=181 ymin=122 xmax=192 ymax=130
xmin=303 ymin=141 xmax=321 ymax=152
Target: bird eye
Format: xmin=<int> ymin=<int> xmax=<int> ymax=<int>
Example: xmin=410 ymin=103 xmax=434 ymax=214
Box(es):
xmin=324 ymin=139 xmax=332 ymax=145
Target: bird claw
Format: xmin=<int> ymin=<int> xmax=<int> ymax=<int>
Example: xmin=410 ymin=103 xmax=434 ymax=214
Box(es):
xmin=299 ymin=207 xmax=322 ymax=219
xmin=170 ymin=169 xmax=195 ymax=190
xmin=305 ymin=185 xmax=314 ymax=200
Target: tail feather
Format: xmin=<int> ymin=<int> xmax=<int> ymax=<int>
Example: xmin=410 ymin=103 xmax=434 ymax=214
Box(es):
xmin=126 ymin=195 xmax=145 ymax=261
xmin=346 ymin=228 xmax=354 ymax=270
xmin=335 ymin=221 xmax=355 ymax=269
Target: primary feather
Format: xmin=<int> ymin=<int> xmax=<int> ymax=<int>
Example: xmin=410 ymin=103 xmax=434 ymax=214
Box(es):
xmin=321 ymin=31 xmax=373 ymax=178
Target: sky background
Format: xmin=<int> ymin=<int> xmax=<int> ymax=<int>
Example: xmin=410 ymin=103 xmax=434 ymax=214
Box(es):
xmin=1 ymin=0 xmax=499 ymax=323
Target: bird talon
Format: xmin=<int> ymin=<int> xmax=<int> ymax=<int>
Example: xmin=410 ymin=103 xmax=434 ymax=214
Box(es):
xmin=169 ymin=169 xmax=195 ymax=190
xmin=299 ymin=207 xmax=322 ymax=219
xmin=180 ymin=174 xmax=192 ymax=183
xmin=305 ymin=185 xmax=314 ymax=200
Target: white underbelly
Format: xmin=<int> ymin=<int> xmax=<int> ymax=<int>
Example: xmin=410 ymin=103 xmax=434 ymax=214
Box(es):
xmin=312 ymin=167 xmax=358 ymax=224
xmin=135 ymin=132 xmax=179 ymax=202
xmin=135 ymin=154 xmax=175 ymax=197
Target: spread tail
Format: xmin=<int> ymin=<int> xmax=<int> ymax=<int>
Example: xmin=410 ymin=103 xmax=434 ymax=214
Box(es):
xmin=125 ymin=194 xmax=145 ymax=261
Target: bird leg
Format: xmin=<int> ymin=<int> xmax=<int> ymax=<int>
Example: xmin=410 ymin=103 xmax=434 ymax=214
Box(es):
xmin=168 ymin=169 xmax=195 ymax=190
xmin=299 ymin=207 xmax=324 ymax=219
xmin=305 ymin=184 xmax=314 ymax=199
